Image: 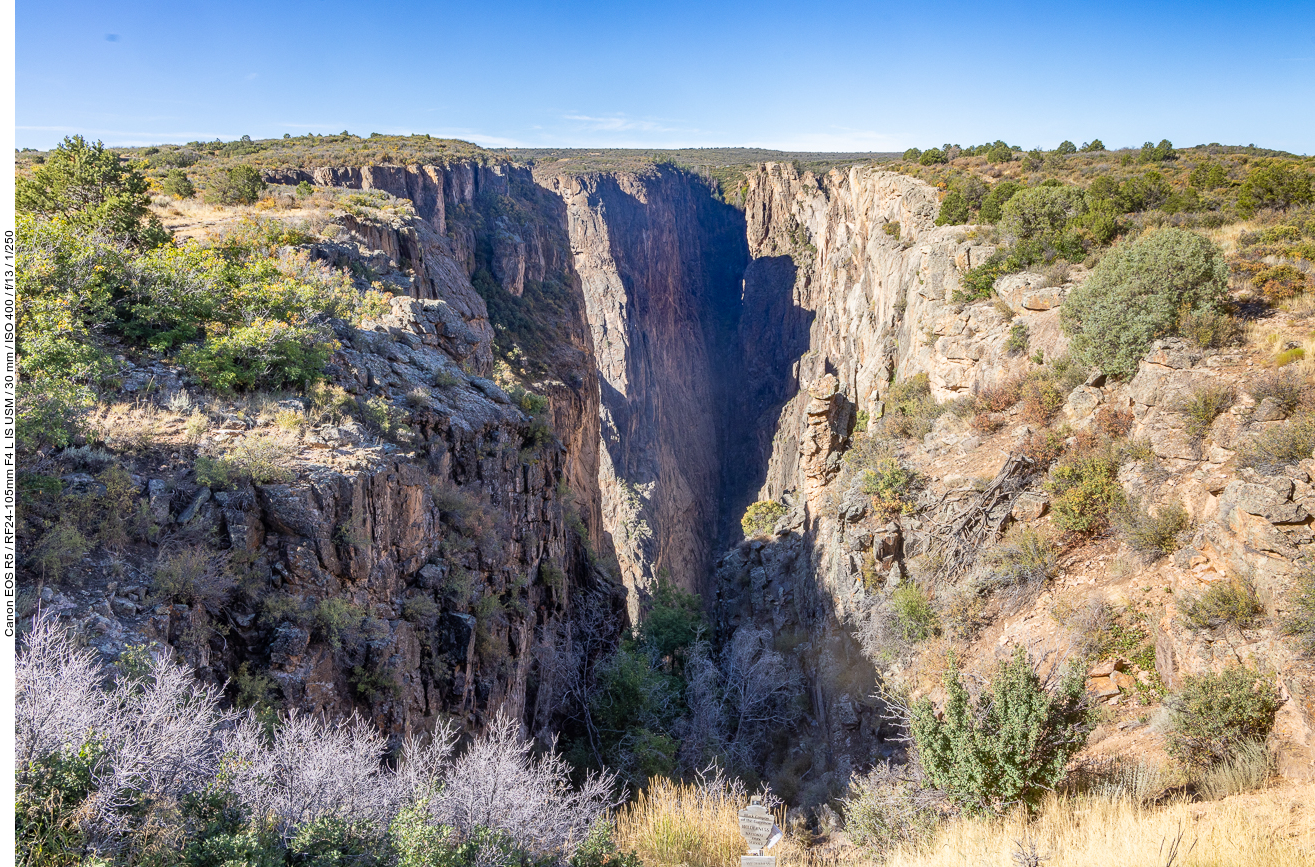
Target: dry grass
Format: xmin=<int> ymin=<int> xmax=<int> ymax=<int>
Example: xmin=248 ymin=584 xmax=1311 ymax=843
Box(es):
xmin=614 ymin=778 xmax=786 ymax=867
xmin=881 ymin=786 xmax=1315 ymax=867
xmin=88 ymin=401 xmax=165 ymax=452
xmin=1202 ymin=219 xmax=1259 ymax=258
xmin=616 ymin=778 xmax=1315 ymax=867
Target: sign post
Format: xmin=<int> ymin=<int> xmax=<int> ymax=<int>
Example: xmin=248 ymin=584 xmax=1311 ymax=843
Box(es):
xmin=737 ymin=796 xmax=782 ymax=867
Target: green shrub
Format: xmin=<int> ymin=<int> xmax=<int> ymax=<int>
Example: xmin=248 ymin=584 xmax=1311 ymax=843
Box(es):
xmin=1189 ymin=160 xmax=1231 ymax=191
xmin=474 ymin=594 xmax=507 ymax=664
xmin=1117 ymin=499 xmax=1191 ymax=559
xmin=935 ymin=190 xmax=970 ymax=226
xmin=1046 ymin=439 xmax=1125 ymax=534
xmin=295 ymin=181 xmax=315 ymax=198
xmin=1053 ymin=141 xmax=1077 ymax=155
xmin=401 ymin=594 xmax=441 ymax=624
xmin=28 ymin=520 xmax=90 ymax=583
xmin=636 ymin=578 xmax=707 ymax=673
xmin=998 ymin=186 xmax=1087 ymax=245
xmin=979 ymin=180 xmax=1022 ymax=224
xmin=177 ymin=319 xmax=333 ymax=392
xmin=890 ymin=584 xmax=938 ymax=641
xmin=956 ymin=256 xmax=1006 ymax=300
xmin=17 ymin=742 xmax=101 ymax=867
xmin=1166 ymin=665 xmax=1281 ymax=769
xmin=287 ymin=817 xmax=386 ymax=867
xmin=883 ymin=221 xmax=901 ymax=239
xmin=986 ymin=143 xmax=1014 ymax=164
xmin=880 ymin=373 xmax=946 ymax=438
xmin=860 ymin=454 xmax=918 ymax=515
xmin=741 ymin=500 xmax=787 ymax=537
xmin=902 ymin=148 xmax=922 ymax=161
xmin=911 ymin=647 xmax=1089 ymax=810
xmin=1183 ymin=576 xmax=1264 ymax=630
xmin=1005 ymin=321 xmax=1029 ymax=355
xmin=206 ymin=164 xmax=267 ymax=205
xmin=194 ymin=456 xmax=236 ymax=490
xmin=1237 ymin=163 xmax=1313 ymax=217
xmin=359 ymin=395 xmax=410 ymax=442
xmin=161 ymin=169 xmax=196 ymax=199
xmin=16 ymin=134 xmax=164 ymax=244
xmin=918 ymin=148 xmax=947 ymax=166
xmin=1062 ymin=228 xmax=1229 ymax=378
xmin=312 ymin=597 xmax=366 ymax=650
xmin=569 ymin=818 xmax=642 ymax=867
xmin=17 ymin=381 xmax=95 ymax=454
xmin=1178 ymin=308 xmax=1242 ymax=349
xmin=1138 ymin=139 xmax=1177 ymax=163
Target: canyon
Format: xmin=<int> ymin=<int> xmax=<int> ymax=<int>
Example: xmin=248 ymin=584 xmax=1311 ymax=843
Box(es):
xmin=42 ymin=153 xmax=1315 ymax=807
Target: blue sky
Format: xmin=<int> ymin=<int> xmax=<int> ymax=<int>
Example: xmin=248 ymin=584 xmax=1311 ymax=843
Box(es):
xmin=16 ymin=0 xmax=1315 ymax=154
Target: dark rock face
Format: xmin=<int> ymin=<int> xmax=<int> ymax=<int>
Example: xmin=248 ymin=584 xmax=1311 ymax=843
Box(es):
xmin=541 ymin=168 xmax=751 ymax=608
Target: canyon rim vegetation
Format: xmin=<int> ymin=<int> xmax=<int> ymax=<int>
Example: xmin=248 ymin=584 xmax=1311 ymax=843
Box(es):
xmin=12 ymin=132 xmax=1315 ymax=867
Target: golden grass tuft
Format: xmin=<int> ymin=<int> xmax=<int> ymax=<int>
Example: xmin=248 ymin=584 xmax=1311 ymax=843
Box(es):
xmin=614 ymin=778 xmax=791 ymax=867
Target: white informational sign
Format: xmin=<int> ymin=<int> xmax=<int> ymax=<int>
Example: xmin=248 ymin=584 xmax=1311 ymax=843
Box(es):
xmin=737 ymin=799 xmax=775 ymax=851
xmin=741 ymin=857 xmax=776 ymax=867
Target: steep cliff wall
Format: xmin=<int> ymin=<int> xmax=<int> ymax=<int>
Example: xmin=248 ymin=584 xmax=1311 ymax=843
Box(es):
xmin=536 ymin=168 xmax=748 ymax=610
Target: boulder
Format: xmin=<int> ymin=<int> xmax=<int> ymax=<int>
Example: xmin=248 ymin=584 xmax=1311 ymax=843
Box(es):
xmin=1063 ymin=385 xmax=1103 ymax=424
xmin=1011 ymin=492 xmax=1049 ymax=522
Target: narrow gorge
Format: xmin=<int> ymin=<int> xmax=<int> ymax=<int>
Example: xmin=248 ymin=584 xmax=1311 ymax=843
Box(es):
xmin=31 ymin=151 xmax=1315 ymax=812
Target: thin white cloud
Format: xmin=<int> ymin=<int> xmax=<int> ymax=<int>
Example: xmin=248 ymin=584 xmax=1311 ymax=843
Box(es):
xmin=562 ymin=113 xmax=698 ymax=135
xmin=755 ymin=128 xmax=907 ymax=153
xmin=18 ymin=124 xmax=232 ymax=143
xmin=426 ymin=129 xmax=529 ymax=148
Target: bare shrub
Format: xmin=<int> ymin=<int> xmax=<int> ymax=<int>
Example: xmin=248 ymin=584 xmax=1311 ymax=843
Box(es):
xmin=430 ymin=712 xmax=621 ymax=856
xmin=16 ymin=618 xmax=235 ymax=853
xmin=718 ymin=627 xmax=800 ymax=768
xmin=840 ymin=765 xmax=946 ymax=858
xmin=1176 ymin=383 xmax=1234 ymax=440
xmin=89 ymin=653 xmax=234 ymax=849
xmin=1179 ymin=308 xmax=1243 ymax=349
xmin=221 ymin=711 xmax=451 ymax=838
xmin=1018 ymin=378 xmax=1064 ymax=426
xmin=1068 ymin=755 xmax=1175 ymax=803
xmin=974 ymin=379 xmax=1023 ymax=413
xmin=980 ymin=526 xmax=1058 ymax=612
xmin=1239 ymin=413 xmax=1315 ymax=473
xmin=223 ymin=435 xmax=297 ymax=484
xmin=1249 ymin=369 xmax=1310 ymax=414
xmin=1183 ymin=576 xmax=1264 ymax=629
xmin=150 ymin=546 xmax=234 ymax=609
xmin=15 ymin=616 xmax=107 ymax=769
xmin=1093 ymin=405 xmax=1134 ymax=439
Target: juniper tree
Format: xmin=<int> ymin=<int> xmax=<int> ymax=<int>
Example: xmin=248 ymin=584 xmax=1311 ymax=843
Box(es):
xmin=910 ymin=646 xmax=1089 ymax=810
